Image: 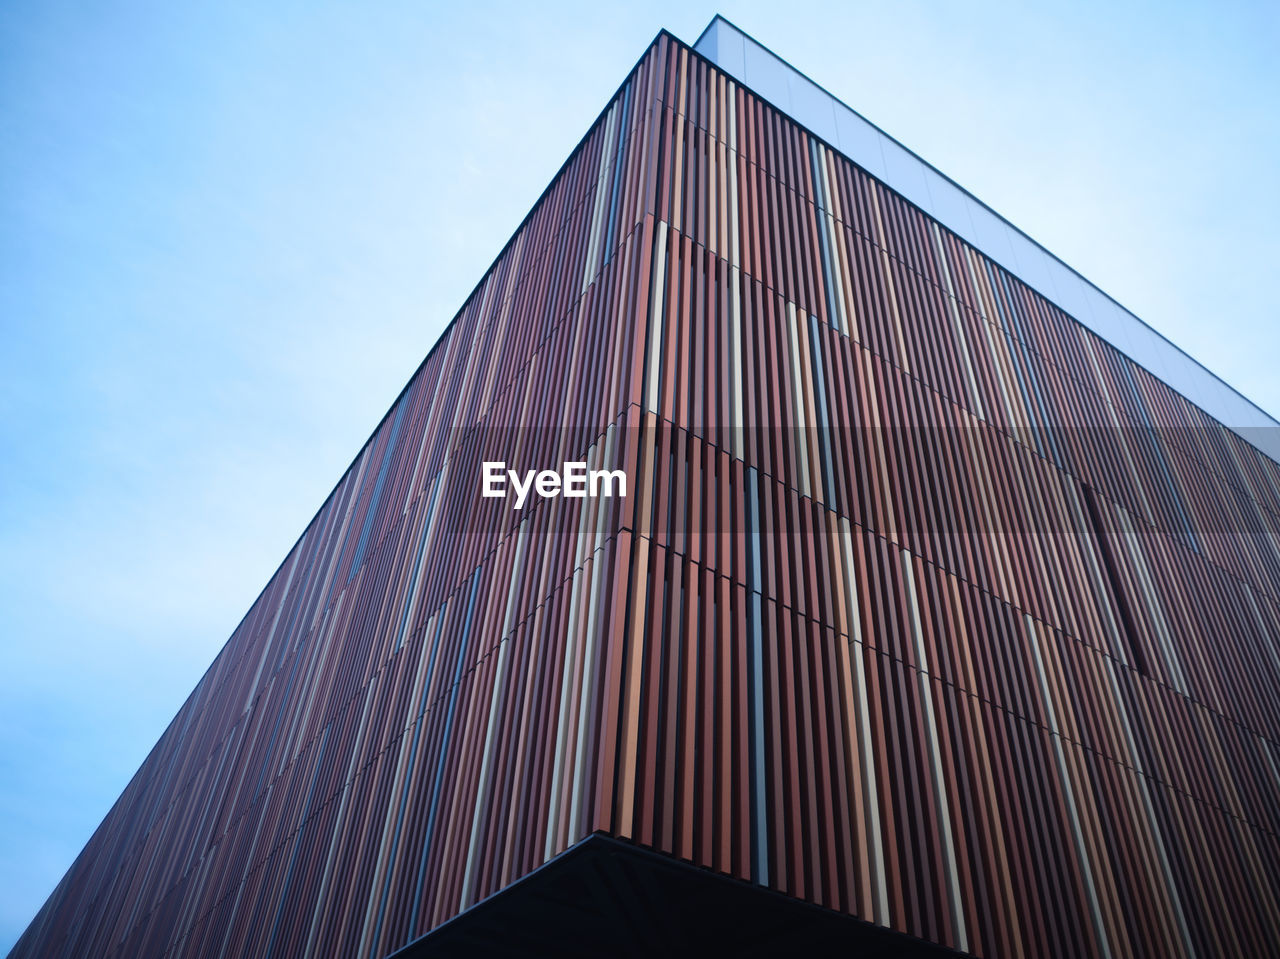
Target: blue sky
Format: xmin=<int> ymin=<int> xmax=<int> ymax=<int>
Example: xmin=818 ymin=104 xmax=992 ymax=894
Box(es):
xmin=1 ymin=0 xmax=1276 ymax=948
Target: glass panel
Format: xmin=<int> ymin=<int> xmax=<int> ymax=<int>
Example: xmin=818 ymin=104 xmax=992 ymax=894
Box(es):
xmin=1129 ymin=322 xmax=1173 ymax=386
xmin=964 ymin=200 xmax=1016 ymax=269
xmin=787 ymin=74 xmax=837 ymax=143
xmin=741 ymin=38 xmax=792 ymax=113
xmin=879 ymin=139 xmax=933 ymax=214
xmin=834 ymin=106 xmax=886 ymax=180
xmin=706 ymin=20 xmax=746 ymax=79
xmin=921 ymin=168 xmax=974 ymax=245
xmin=1006 ymin=232 xmax=1053 ymax=298
xmin=1049 ymin=268 xmax=1091 ymax=325
xmin=1093 ymin=297 xmax=1135 ymax=361
xmin=693 ymin=21 xmax=717 ymax=61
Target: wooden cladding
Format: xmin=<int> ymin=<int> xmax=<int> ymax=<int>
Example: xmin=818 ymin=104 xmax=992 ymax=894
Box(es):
xmin=16 ymin=31 xmax=1280 ymax=959
xmin=12 ymin=40 xmax=664 ymax=959
xmin=602 ymin=35 xmax=1280 ymax=959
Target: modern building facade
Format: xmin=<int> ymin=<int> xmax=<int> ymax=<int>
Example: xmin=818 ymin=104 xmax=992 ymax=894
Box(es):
xmin=14 ymin=18 xmax=1280 ymax=959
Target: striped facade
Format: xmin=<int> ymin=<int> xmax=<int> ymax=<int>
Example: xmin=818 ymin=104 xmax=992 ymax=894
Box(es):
xmin=15 ymin=28 xmax=1280 ymax=959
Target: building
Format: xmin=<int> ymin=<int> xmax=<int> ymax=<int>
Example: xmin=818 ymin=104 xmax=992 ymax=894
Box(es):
xmin=13 ymin=16 xmax=1280 ymax=958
